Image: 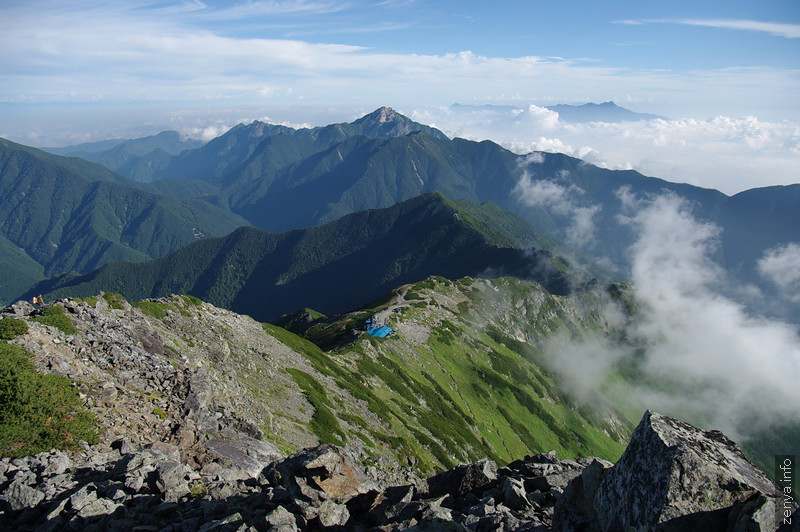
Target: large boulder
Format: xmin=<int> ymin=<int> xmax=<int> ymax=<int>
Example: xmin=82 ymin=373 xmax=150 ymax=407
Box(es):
xmin=424 ymin=459 xmax=497 ymax=498
xmin=593 ymin=411 xmax=780 ymax=531
xmin=205 ymin=435 xmax=282 ymax=478
xmin=265 ymin=444 xmax=376 ymax=505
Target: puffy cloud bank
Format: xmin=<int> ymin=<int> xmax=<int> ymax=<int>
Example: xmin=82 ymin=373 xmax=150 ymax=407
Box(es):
xmin=758 ymin=243 xmax=800 ymax=303
xmin=413 ymin=105 xmax=800 ymax=194
xmin=514 ymin=155 xmax=600 ymax=248
xmin=542 ymin=192 xmax=800 ymax=444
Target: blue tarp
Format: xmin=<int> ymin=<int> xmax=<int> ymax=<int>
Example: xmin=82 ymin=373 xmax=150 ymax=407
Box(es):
xmin=366 ymin=325 xmax=394 ymax=338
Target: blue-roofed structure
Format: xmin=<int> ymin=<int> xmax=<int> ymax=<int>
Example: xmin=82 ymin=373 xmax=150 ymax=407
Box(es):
xmin=365 ymin=325 xmax=394 ymax=338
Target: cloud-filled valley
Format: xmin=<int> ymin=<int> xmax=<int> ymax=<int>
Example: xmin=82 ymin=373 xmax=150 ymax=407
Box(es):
xmin=541 ymin=191 xmax=800 ymax=451
xmin=413 ymin=105 xmax=800 ymax=195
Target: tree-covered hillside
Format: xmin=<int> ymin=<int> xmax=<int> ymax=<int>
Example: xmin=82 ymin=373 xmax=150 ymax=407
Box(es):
xmin=0 ymin=137 xmax=248 ymax=305
xmin=27 ymin=193 xmax=598 ymax=321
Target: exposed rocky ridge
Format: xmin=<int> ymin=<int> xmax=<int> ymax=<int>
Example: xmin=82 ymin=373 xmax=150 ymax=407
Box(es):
xmin=0 ymin=289 xmax=795 ymax=530
xmin=4 ymin=296 xmax=286 ymax=474
xmin=0 ymin=411 xmax=789 ymax=531
xmin=4 ymin=276 xmax=630 ymax=478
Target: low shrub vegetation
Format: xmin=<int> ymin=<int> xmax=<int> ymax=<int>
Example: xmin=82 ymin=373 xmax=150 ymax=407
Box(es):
xmin=30 ymin=305 xmax=77 ymax=335
xmin=0 ymin=318 xmax=28 ymax=340
xmin=286 ymin=368 xmax=346 ymax=446
xmin=0 ymin=343 xmax=99 ymax=458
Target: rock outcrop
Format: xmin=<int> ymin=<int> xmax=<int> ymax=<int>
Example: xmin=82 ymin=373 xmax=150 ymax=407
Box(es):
xmin=555 ymin=410 xmax=788 ymax=531
xmin=1 ymin=296 xmax=794 ymax=530
xmin=2 ymin=411 xmax=791 ymax=531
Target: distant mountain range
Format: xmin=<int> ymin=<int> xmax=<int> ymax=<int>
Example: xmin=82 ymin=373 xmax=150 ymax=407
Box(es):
xmin=0 ymin=137 xmax=247 ymax=305
xmin=3 ymin=107 xmax=798 ymax=317
xmin=26 ymin=192 xmax=589 ymax=321
xmin=43 ymin=131 xmax=204 ymax=182
xmin=449 ymin=101 xmax=667 ymax=122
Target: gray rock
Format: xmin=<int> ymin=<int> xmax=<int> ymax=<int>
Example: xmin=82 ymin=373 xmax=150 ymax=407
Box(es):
xmin=42 ymin=451 xmax=72 ymax=476
xmin=198 ymin=512 xmax=243 ymax=532
xmin=97 ymin=386 xmax=119 ymax=405
xmin=76 ymin=496 xmax=120 ymax=518
xmin=112 ymin=438 xmax=136 ymax=455
xmin=3 ymin=481 xmax=45 ymax=511
xmin=425 ymin=459 xmax=497 ymax=498
xmin=155 ymin=460 xmax=191 ymax=502
xmin=317 ymin=499 xmax=350 ymax=527
xmin=44 ymin=496 xmax=69 ymax=521
xmin=7 ymin=300 xmax=35 ymax=316
xmin=527 ymin=468 xmax=583 ymax=493
xmin=268 ymin=526 xmax=299 ymax=532
xmin=553 ymin=459 xmax=609 ymax=531
xmin=265 ymin=444 xmax=375 ymax=504
xmin=265 ymin=505 xmax=297 ymax=527
xmin=464 ymin=496 xmax=497 ymax=517
xmin=69 ymin=484 xmax=99 ymax=512
xmin=501 ymin=477 xmax=530 ymax=511
xmin=205 ymin=436 xmax=281 ymax=478
xmin=594 ymin=411 xmax=780 ymax=531
xmin=148 ymin=442 xmax=181 ymax=462
xmin=125 ymin=476 xmax=145 ymax=493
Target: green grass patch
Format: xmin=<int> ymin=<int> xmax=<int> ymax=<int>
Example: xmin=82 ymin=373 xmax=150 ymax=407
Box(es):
xmin=0 ymin=318 xmax=28 ymax=340
xmin=133 ymin=301 xmax=173 ymax=319
xmin=102 ymin=292 xmax=127 ymax=310
xmin=181 ymin=295 xmax=203 ymax=306
xmin=0 ymin=343 xmax=99 ymax=458
xmin=285 ymin=368 xmax=346 ymax=446
xmin=31 ymin=305 xmax=77 ymax=335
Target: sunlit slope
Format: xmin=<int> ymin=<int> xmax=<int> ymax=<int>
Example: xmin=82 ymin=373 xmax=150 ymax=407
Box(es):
xmin=0 ymin=137 xmax=248 ymax=304
xmin=269 ymin=275 xmax=630 ymax=472
xmin=29 ymin=192 xmax=594 ymax=321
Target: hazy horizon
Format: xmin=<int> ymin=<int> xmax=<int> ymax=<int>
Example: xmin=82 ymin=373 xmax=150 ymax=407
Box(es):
xmin=1 ymin=0 xmax=798 ymax=194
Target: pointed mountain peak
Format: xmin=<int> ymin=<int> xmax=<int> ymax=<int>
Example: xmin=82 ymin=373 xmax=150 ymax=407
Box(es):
xmin=375 ymin=106 xmax=401 ymax=123
xmin=351 ymin=107 xmax=448 ymax=140
xmin=354 ymin=106 xmax=403 ymax=125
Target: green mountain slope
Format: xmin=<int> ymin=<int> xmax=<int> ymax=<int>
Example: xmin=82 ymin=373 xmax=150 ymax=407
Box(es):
xmin=0 ymin=137 xmax=248 ymax=304
xmin=27 ymin=193 xmax=592 ymax=321
xmin=203 ymin=109 xmax=791 ymax=292
xmin=217 ymin=130 xmax=728 ymax=269
xmin=719 ymin=184 xmax=800 ymax=275
xmin=271 ymin=275 xmax=631 ymax=472
xmin=11 ymin=278 xmax=630 ymax=475
xmin=58 ymin=109 xmax=788 ymax=292
xmin=0 ymin=235 xmax=45 ymax=305
xmin=51 ymin=130 xmax=203 ymax=183
xmin=129 ymin=107 xmax=447 ymax=185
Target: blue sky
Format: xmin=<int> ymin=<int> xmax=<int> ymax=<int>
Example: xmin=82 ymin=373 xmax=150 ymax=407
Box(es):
xmin=1 ymin=0 xmax=798 ymax=192
xmin=2 ymin=0 xmax=797 ymax=114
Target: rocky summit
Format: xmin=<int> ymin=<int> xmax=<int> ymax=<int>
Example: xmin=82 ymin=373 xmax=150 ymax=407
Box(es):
xmin=0 ymin=412 xmax=790 ymax=531
xmin=0 ymin=293 xmax=795 ymax=530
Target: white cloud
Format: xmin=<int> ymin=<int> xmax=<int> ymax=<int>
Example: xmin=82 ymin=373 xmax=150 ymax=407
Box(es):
xmin=416 ymin=106 xmax=800 ymax=194
xmin=542 ymin=193 xmax=800 ymax=442
xmin=617 ymin=18 xmax=800 ymax=39
xmin=758 ymin=243 xmax=800 ymax=302
xmin=1 ymin=1 xmax=799 ymax=148
xmin=514 ymin=165 xmax=601 ymax=247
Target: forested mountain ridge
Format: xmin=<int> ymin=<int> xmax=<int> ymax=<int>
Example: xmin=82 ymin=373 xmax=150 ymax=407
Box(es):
xmin=0 ymin=137 xmax=248 ymax=305
xmin=26 ymin=192 xmax=595 ymax=321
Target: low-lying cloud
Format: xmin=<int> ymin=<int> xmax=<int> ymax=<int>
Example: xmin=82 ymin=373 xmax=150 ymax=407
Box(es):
xmin=758 ymin=243 xmax=800 ymax=303
xmin=514 ymin=156 xmax=601 ymax=248
xmin=414 ymin=105 xmax=800 ymax=195
xmin=541 ymin=192 xmax=800 ymax=445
